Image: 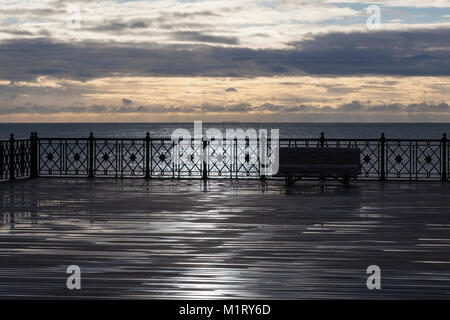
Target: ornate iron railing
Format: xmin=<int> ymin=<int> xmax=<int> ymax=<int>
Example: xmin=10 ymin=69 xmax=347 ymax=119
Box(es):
xmin=1 ymin=132 xmax=448 ymax=182
xmin=0 ymin=134 xmax=34 ymax=182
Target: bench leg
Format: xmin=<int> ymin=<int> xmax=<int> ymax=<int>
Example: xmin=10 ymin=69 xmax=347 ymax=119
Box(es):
xmin=342 ymin=175 xmax=350 ymax=187
xmin=285 ymin=175 xmax=295 ymax=186
xmin=333 ymin=175 xmax=350 ymax=186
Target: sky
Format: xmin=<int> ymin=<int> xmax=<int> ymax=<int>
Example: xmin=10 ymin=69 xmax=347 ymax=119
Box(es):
xmin=1 ymin=0 xmax=450 ymax=122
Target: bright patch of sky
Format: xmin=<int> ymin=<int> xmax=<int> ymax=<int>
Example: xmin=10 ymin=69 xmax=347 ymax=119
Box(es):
xmin=331 ymin=3 xmax=450 ymax=24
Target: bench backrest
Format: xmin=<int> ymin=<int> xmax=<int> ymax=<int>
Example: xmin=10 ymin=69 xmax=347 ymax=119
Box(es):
xmin=279 ymin=147 xmax=361 ymax=167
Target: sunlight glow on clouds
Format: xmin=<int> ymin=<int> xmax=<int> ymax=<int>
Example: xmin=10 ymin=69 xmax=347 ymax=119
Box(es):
xmin=2 ymin=75 xmax=450 ymax=122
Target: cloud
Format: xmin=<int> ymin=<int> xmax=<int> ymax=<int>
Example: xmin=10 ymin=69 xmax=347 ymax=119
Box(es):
xmin=286 ymin=28 xmax=450 ymax=76
xmin=0 ymin=103 xmax=109 ymax=115
xmin=325 ymin=0 xmax=450 ymax=8
xmin=0 ymin=29 xmax=34 ymax=36
xmin=255 ymin=101 xmax=450 ymax=113
xmin=3 ymin=0 xmax=450 ymax=52
xmin=2 ymin=28 xmax=450 ymax=82
xmin=170 ymin=31 xmax=239 ymax=45
xmin=122 ymin=98 xmax=132 ymax=105
xmin=168 ymin=10 xmax=222 ymax=18
xmin=338 ymin=101 xmax=365 ymax=111
xmin=2 ymin=101 xmax=449 ymax=115
xmin=88 ymin=20 xmax=151 ymax=33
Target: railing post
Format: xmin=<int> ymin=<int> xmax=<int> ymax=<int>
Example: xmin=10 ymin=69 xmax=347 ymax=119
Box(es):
xmin=234 ymin=137 xmax=238 ymax=179
xmin=202 ymin=135 xmax=208 ymax=180
xmin=88 ymin=132 xmax=94 ymax=178
xmin=20 ymin=139 xmax=25 ymax=176
xmin=442 ymin=133 xmax=447 ymax=181
xmin=30 ymin=132 xmax=38 ymax=178
xmin=145 ymin=132 xmax=150 ymax=179
xmin=34 ymin=132 xmax=39 ymax=177
xmin=380 ymin=133 xmax=386 ymax=181
xmin=259 ymin=133 xmax=266 ymax=181
xmin=9 ymin=133 xmax=15 ymax=181
xmin=319 ymin=132 xmax=325 ymax=147
xmin=30 ymin=132 xmax=34 ymax=177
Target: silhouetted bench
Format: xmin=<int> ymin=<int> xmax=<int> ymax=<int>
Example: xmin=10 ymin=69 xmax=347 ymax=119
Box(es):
xmin=277 ymin=147 xmax=361 ymax=186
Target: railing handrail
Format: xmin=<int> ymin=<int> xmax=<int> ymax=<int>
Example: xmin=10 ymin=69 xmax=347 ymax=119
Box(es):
xmin=0 ymin=138 xmax=31 ymax=142
xmin=2 ymin=136 xmax=446 ymax=142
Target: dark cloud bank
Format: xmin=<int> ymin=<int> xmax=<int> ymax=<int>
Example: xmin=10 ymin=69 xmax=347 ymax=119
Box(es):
xmin=1 ymin=28 xmax=450 ymax=81
xmin=3 ymin=101 xmax=450 ymax=115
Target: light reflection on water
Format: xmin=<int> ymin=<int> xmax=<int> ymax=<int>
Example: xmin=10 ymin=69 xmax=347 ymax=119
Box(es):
xmin=1 ymin=178 xmax=450 ymax=299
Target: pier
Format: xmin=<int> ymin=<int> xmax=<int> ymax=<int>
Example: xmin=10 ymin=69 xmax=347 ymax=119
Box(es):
xmin=1 ymin=132 xmax=450 ymax=298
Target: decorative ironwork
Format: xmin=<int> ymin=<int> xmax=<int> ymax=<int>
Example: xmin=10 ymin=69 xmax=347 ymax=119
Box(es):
xmin=151 ymin=140 xmax=174 ymax=177
xmin=121 ymin=140 xmax=145 ymax=177
xmin=0 ymin=140 xmax=10 ymax=181
xmin=94 ymin=140 xmax=118 ymax=176
xmin=172 ymin=139 xmax=203 ymax=178
xmin=447 ymin=140 xmax=450 ymax=180
xmin=416 ymin=140 xmax=441 ymax=179
xmin=0 ymin=136 xmax=32 ymax=181
xmin=235 ymin=139 xmax=260 ymax=177
xmin=39 ymin=139 xmax=62 ymax=175
xmin=14 ymin=139 xmax=31 ymax=178
xmin=1 ymin=132 xmax=450 ymax=182
xmin=385 ymin=140 xmax=442 ymax=180
xmin=207 ymin=139 xmax=233 ymax=178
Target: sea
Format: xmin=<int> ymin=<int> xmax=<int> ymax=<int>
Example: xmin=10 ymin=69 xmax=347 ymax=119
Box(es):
xmin=1 ymin=123 xmax=449 ymax=140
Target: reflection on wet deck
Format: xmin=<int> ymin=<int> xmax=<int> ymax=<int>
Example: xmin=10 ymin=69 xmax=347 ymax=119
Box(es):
xmin=1 ymin=178 xmax=450 ymax=299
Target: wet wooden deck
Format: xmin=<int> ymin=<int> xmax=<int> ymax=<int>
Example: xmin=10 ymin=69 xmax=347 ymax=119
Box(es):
xmin=1 ymin=178 xmax=450 ymax=299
